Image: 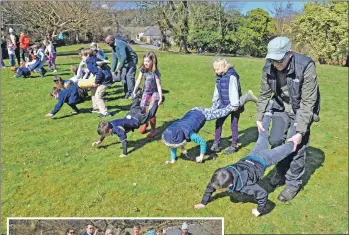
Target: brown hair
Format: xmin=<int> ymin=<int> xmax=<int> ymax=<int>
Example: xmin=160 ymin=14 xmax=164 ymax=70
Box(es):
xmin=141 ymin=51 xmax=158 ymax=73
xmin=97 ymin=121 xmax=112 ymax=136
xmin=50 ymin=87 xmax=61 ymax=97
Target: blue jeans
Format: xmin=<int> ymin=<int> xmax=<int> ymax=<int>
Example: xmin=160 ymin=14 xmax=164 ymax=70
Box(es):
xmin=9 ymin=54 xmax=15 ymax=66
xmin=249 ymin=113 xmax=294 ymax=167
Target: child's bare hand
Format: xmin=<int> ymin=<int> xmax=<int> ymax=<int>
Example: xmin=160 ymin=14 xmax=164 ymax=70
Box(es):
xmin=165 ymin=159 xmax=176 ymax=164
xmin=251 ymin=208 xmax=261 ymax=217
xmin=194 ymin=204 xmax=206 ymax=209
xmin=158 ymin=98 xmax=163 ymax=106
xmin=196 ymin=156 xmax=203 ymax=163
xmin=92 ymin=141 xmax=100 ymax=146
xmin=45 ymin=113 xmax=53 ymax=117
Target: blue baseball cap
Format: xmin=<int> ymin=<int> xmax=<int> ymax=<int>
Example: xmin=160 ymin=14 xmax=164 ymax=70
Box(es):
xmin=266 ymin=37 xmax=291 ymax=60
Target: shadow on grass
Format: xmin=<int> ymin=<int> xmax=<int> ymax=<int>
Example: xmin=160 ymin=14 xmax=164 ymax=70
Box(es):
xmin=97 ymin=119 xmax=177 ymax=155
xmin=52 ymin=108 xmax=93 ymax=119
xmin=185 ymin=126 xmax=258 ymax=161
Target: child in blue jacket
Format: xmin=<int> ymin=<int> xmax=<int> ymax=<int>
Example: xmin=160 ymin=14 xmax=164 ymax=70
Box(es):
xmin=161 ymin=90 xmax=257 ymax=164
xmin=45 ymin=83 xmax=88 ymax=117
xmin=194 ymin=112 xmax=295 ymax=217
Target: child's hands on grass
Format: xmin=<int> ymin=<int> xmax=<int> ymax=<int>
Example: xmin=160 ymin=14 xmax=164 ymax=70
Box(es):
xmin=92 ymin=141 xmax=100 ymax=146
xmin=194 ymin=204 xmax=206 ymax=209
xmin=45 ymin=113 xmax=53 ymax=117
xmin=196 ymin=155 xmax=204 ymax=163
xmin=251 ymin=208 xmax=261 ymax=217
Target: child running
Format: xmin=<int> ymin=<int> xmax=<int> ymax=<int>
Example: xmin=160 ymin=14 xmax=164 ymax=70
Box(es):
xmin=210 ymin=58 xmax=257 ymax=154
xmin=161 ymin=90 xmax=257 ymax=164
xmin=133 ymin=51 xmax=163 ymax=138
xmin=194 ymin=110 xmax=295 ymax=217
xmin=92 ymin=88 xmax=164 ymax=157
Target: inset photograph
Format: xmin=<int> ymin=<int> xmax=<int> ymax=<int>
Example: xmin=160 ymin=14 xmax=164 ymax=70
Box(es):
xmin=8 ymin=218 xmax=223 ymax=235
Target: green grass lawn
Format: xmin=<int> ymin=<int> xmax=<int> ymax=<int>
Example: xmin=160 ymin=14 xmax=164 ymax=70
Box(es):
xmin=1 ymin=44 xmax=348 ymax=234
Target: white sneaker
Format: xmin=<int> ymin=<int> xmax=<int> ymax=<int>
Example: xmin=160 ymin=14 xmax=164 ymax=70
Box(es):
xmin=53 ymin=70 xmax=57 ymax=73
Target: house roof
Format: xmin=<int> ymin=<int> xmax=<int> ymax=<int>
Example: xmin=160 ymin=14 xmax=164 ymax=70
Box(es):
xmin=142 ymin=26 xmax=161 ymax=36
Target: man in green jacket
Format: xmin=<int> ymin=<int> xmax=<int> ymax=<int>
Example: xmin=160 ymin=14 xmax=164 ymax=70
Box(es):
xmin=256 ymin=36 xmax=320 ymax=202
xmin=105 ymin=34 xmax=138 ymax=99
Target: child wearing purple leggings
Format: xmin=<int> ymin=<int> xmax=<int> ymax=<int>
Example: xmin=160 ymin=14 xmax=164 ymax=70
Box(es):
xmin=210 ymin=58 xmax=258 ymax=155
xmin=44 ymin=40 xmax=57 ymax=72
xmin=133 ymin=51 xmax=163 ymax=138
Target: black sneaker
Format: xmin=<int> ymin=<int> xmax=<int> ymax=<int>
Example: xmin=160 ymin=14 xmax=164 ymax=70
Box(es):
xmin=223 ymin=146 xmax=237 ymax=155
xmin=278 ymin=187 xmax=299 ymax=202
xmin=210 ymin=142 xmax=220 ymax=152
xmin=270 ymin=173 xmax=286 ymax=187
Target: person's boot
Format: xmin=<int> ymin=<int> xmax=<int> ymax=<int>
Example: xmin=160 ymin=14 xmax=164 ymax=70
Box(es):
xmin=270 ymin=172 xmax=286 ymax=187
xmin=147 ymin=117 xmax=157 ymax=138
xmin=210 ymin=142 xmax=220 ymax=152
xmin=223 ymin=146 xmax=237 ymax=155
xmin=278 ymin=187 xmax=299 ymax=202
xmin=240 ymin=90 xmax=258 ymax=104
xmin=139 ymin=123 xmax=148 ymax=134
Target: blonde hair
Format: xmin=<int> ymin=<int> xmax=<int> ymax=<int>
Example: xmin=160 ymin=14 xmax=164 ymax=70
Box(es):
xmin=212 ymin=57 xmax=233 ymax=74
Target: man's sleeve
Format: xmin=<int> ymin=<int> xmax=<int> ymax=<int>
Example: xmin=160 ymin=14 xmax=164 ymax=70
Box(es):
xmin=111 ymin=49 xmax=118 ymax=72
xmin=116 ymin=41 xmax=127 ymax=71
xmin=256 ymin=72 xmax=272 ymax=121
xmin=240 ymin=184 xmax=268 ymax=213
xmin=296 ymin=63 xmax=318 ymax=134
xmin=201 ymin=183 xmax=216 ymax=205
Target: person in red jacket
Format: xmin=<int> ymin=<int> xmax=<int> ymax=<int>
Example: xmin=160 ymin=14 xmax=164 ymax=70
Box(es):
xmin=19 ymin=31 xmax=30 ymax=62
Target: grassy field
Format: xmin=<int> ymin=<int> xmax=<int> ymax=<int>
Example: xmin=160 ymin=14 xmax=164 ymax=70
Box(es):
xmin=1 ymin=44 xmax=348 ymax=234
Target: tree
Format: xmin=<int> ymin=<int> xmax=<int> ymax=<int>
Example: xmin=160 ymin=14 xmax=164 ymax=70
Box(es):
xmin=1 ymin=1 xmax=113 ymax=41
xmin=236 ymin=8 xmax=277 ymax=57
xmin=289 ymin=1 xmax=348 ymax=65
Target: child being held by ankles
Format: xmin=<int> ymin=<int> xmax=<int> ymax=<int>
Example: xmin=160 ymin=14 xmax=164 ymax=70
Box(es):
xmin=194 ymin=110 xmax=296 ymax=217
xmin=92 ymin=88 xmax=164 ymax=157
xmin=161 ymin=90 xmax=257 ymax=164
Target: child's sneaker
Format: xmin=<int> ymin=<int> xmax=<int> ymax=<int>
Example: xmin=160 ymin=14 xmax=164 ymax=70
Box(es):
xmin=210 ymin=142 xmax=220 ymax=152
xmin=99 ymin=112 xmax=111 ymax=118
xmin=223 ymin=146 xmax=237 ymax=155
xmin=165 ymin=159 xmax=176 ymax=164
xmin=91 ymin=109 xmax=100 ymax=113
xmin=53 ymin=70 xmax=57 ymax=73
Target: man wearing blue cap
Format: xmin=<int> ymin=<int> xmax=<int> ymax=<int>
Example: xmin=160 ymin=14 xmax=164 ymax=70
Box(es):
xmin=256 ymin=36 xmax=320 ymax=202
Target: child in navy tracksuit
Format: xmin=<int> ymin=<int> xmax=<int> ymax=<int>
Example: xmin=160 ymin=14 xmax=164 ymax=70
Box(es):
xmin=45 ymin=83 xmax=88 ymax=117
xmin=194 ymin=112 xmax=295 ymax=217
xmin=82 ymin=48 xmax=113 ymax=117
xmin=161 ymin=91 xmax=257 ymax=164
xmin=210 ymin=58 xmax=257 ymax=154
xmin=92 ymin=88 xmax=163 ymax=157
xmin=12 ymin=62 xmax=31 ymax=78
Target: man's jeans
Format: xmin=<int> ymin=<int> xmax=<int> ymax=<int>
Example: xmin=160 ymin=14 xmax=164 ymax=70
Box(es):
xmin=119 ymin=62 xmax=136 ymax=96
xmin=268 ymin=111 xmax=310 ymax=190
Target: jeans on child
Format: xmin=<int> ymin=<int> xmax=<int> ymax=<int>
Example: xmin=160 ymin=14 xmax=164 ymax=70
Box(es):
xmin=9 ymin=54 xmax=15 ymax=66
xmin=248 ymin=113 xmax=294 ymax=167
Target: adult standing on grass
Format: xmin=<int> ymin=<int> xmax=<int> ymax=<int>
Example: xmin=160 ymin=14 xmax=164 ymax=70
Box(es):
xmin=19 ymin=31 xmax=30 ymax=62
xmin=105 ymin=34 xmax=138 ymax=99
xmin=8 ymin=28 xmax=20 ymax=65
xmin=256 ymin=36 xmax=320 ymax=202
